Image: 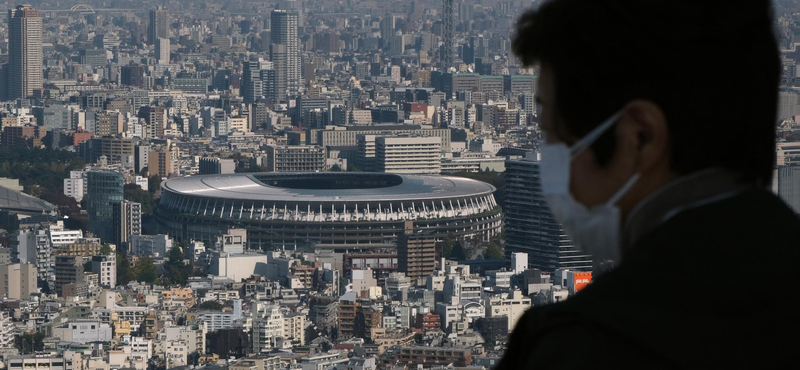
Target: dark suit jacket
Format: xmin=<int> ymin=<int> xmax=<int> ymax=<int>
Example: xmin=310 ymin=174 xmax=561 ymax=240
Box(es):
xmin=496 ymin=188 xmax=800 ymax=369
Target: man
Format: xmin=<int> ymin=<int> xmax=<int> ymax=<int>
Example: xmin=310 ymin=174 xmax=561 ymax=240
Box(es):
xmin=499 ymin=0 xmax=799 ymax=368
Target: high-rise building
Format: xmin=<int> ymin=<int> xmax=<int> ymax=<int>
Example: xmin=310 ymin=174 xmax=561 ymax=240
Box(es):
xmin=269 ymin=44 xmax=288 ymax=103
xmin=381 ymin=14 xmax=397 ymax=49
xmin=504 ymin=153 xmax=592 ymax=272
xmin=0 ymin=263 xmax=37 ymax=300
xmin=87 ymin=171 xmax=124 ymax=243
xmin=148 ymin=6 xmax=169 ymax=45
xmin=270 ymin=10 xmax=300 ymax=96
xmin=242 ymin=58 xmax=275 ymax=103
xmin=397 ymin=221 xmax=437 ymax=284
xmin=6 ymin=5 xmax=43 ymax=100
xmin=242 ymin=58 xmax=262 ymax=103
xmin=156 ymin=37 xmax=170 ymax=65
xmin=112 ymin=200 xmax=142 ymax=249
xmin=278 ymin=0 xmax=304 ymax=27
xmin=441 ymin=0 xmax=456 ymax=70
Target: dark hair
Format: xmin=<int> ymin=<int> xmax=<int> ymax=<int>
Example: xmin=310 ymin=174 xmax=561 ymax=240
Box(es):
xmin=513 ymin=0 xmax=780 ymax=185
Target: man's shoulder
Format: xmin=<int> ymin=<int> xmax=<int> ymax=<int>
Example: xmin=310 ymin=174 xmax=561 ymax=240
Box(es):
xmin=499 ymin=295 xmax=676 ymax=370
xmin=654 ymin=187 xmax=800 ymax=241
xmin=500 ymin=188 xmax=800 ymax=369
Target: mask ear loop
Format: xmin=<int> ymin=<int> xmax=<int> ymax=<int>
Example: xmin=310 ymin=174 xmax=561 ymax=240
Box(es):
xmin=569 ymin=111 xmax=624 ymax=160
xmin=607 ymin=173 xmax=641 ymax=206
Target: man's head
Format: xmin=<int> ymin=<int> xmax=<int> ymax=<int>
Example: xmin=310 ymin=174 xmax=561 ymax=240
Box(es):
xmin=513 ymin=0 xmax=780 ymax=215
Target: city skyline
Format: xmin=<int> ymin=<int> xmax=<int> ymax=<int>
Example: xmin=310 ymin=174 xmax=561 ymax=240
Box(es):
xmin=0 ymin=0 xmax=795 ymax=369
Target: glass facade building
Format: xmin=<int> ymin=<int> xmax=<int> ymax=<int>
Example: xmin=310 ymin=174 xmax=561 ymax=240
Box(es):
xmin=504 ymin=153 xmax=592 ymax=272
xmin=87 ymin=171 xmax=124 ymax=243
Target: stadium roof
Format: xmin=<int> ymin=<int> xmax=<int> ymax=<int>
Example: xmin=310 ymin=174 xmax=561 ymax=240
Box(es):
xmin=162 ymin=173 xmax=496 ymax=203
xmin=0 ymin=186 xmax=55 ymax=214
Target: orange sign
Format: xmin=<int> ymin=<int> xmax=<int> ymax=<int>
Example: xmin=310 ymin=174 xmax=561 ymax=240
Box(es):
xmin=572 ymin=272 xmax=592 ymax=292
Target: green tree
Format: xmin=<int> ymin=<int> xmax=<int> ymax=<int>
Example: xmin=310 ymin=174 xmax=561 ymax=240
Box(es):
xmin=40 ymin=192 xmax=87 ymax=231
xmin=133 ymin=257 xmax=158 ymax=284
xmin=197 ymin=301 xmax=224 ymax=310
xmin=100 ymin=244 xmax=113 ymax=255
xmin=15 ymin=332 xmax=45 ymax=354
xmin=450 ymin=242 xmax=467 ymax=260
xmin=0 ymin=147 xmax=84 ymax=198
xmin=329 ymin=164 xmax=342 ymax=172
xmin=484 ymin=242 xmax=504 ymax=259
xmin=164 ymin=246 xmax=191 ymax=285
xmin=124 ymin=184 xmax=154 ymax=213
xmin=438 ymin=235 xmax=458 ymax=258
xmin=148 ymin=175 xmax=162 ymax=195
xmin=116 ymin=251 xmax=131 ymax=286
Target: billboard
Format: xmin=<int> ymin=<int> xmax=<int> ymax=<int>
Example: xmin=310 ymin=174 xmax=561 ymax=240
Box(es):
xmin=569 ymin=271 xmax=592 ymax=292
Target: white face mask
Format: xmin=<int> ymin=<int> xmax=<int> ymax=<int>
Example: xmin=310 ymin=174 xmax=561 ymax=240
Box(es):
xmin=539 ymin=111 xmax=640 ymax=263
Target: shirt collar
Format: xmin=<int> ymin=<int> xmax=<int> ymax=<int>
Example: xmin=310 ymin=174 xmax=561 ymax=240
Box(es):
xmin=621 ymin=168 xmax=753 ymax=255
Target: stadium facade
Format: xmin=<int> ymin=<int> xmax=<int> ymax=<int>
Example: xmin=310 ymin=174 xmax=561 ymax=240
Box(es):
xmin=155 ymin=173 xmax=502 ymax=250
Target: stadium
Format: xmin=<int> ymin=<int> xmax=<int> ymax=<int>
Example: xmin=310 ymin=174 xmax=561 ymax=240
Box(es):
xmin=155 ymin=172 xmax=502 ymax=250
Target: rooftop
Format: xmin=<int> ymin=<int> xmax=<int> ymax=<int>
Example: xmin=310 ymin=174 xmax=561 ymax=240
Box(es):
xmin=162 ymin=173 xmax=495 ymax=203
xmin=0 ymin=186 xmax=55 ymax=214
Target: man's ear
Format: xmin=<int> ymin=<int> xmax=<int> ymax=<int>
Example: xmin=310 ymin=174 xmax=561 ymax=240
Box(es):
xmin=620 ymin=99 xmax=670 ymax=173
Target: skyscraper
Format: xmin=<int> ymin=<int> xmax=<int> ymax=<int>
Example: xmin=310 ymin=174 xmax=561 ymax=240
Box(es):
xmin=441 ymin=0 xmax=456 ymax=70
xmin=269 ymin=44 xmax=288 ymax=103
xmin=6 ymin=5 xmax=43 ymax=100
xmin=381 ymin=14 xmax=397 ymax=50
xmin=148 ymin=6 xmax=169 ymax=45
xmin=271 ymin=10 xmax=300 ymax=97
xmin=87 ymin=171 xmax=124 ymax=243
xmin=504 ymin=152 xmax=592 ymax=272
xmin=278 ymin=0 xmax=304 ymax=27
